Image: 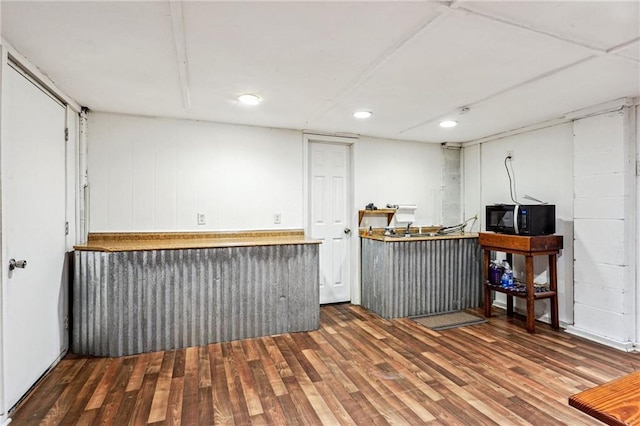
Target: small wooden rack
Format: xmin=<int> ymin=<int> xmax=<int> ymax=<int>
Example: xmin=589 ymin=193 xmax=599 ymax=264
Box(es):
xmin=479 ymin=232 xmax=563 ymax=333
xmin=358 ymin=208 xmax=396 ymax=227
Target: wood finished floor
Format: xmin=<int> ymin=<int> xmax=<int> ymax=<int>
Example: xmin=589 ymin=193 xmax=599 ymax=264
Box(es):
xmin=11 ymin=304 xmax=640 ymax=425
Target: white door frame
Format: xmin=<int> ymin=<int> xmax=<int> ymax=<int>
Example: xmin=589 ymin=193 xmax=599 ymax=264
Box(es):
xmin=303 ymin=133 xmax=360 ymax=305
xmin=0 ymin=40 xmax=81 ymax=423
xmin=0 ymin=42 xmax=8 ymax=426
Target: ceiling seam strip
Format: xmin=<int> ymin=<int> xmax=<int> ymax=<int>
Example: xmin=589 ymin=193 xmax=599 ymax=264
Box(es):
xmin=169 ymin=0 xmax=191 ymax=111
xmin=607 ymin=36 xmax=640 ymax=55
xmin=456 ymin=6 xmax=607 ymax=56
xmin=306 ymin=8 xmax=454 ymax=125
xmin=607 ymin=37 xmax=640 ymax=65
xmin=399 ymin=55 xmax=597 ymax=135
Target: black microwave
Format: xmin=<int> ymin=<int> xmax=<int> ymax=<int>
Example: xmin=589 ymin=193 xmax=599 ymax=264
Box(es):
xmin=485 ymin=204 xmax=555 ymax=236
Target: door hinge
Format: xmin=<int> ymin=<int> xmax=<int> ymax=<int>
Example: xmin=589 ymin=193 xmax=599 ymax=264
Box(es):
xmin=64 ymin=127 xmax=69 ymax=142
xmin=65 ymin=221 xmax=69 ymax=235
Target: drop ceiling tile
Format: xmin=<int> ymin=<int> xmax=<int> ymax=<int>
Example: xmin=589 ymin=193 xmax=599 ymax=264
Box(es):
xmin=401 ymin=55 xmax=639 ymax=143
xmin=181 ymin=1 xmax=442 ymax=130
xmin=310 ymin=9 xmax=595 ymax=140
xmin=2 ymin=1 xmax=182 ymax=116
xmin=1 ymin=1 xmax=637 ymax=143
xmin=462 ymin=1 xmax=640 ymax=51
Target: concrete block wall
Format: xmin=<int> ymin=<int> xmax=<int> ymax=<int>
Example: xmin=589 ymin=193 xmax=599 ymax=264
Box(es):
xmin=570 ymin=107 xmax=636 ymax=347
xmin=442 ymin=146 xmax=461 ymax=226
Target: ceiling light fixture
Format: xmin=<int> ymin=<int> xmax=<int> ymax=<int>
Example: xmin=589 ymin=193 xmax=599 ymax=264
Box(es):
xmin=238 ymin=94 xmax=262 ymax=105
xmin=354 ymin=111 xmax=373 ymax=119
xmin=439 ymin=120 xmax=457 ymax=128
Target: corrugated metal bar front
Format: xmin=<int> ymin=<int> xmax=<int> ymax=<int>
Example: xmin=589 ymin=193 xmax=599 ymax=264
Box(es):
xmin=361 ymin=237 xmax=482 ymax=319
xmin=73 ymin=244 xmax=319 ymax=357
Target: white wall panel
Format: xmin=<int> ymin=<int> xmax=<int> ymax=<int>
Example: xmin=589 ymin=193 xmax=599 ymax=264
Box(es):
xmin=90 ymin=115 xmax=447 ymax=233
xmin=574 ymin=282 xmax=628 ymax=311
xmin=574 ymin=239 xmax=626 ymax=269
xmin=464 ymin=123 xmax=574 ymax=325
xmin=574 ymin=219 xmax=625 ymax=243
xmin=574 ymin=174 xmax=627 ymax=198
xmin=574 ymin=260 xmax=625 ymax=288
xmin=131 ymin=126 xmax=156 ymax=228
xmin=154 ymin=134 xmax=179 ymax=229
xmin=637 ymin=105 xmax=640 ymax=345
xmin=574 ymin=304 xmax=631 ymax=340
xmin=105 ymin=117 xmax=134 ymax=230
xmin=88 ymin=113 xmax=303 ymax=231
xmin=574 ymin=197 xmax=626 ymax=220
xmin=462 ymin=144 xmax=481 ymax=233
xmin=354 ymin=136 xmax=443 ymax=227
xmin=572 ymin=109 xmax=636 ymax=344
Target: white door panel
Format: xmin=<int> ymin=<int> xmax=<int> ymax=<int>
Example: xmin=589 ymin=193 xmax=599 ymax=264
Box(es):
xmin=310 ymin=142 xmax=350 ymax=304
xmin=2 ymin=65 xmax=67 ymax=410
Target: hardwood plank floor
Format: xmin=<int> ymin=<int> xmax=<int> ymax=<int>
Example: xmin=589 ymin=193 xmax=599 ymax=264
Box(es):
xmin=10 ymin=304 xmax=640 ymax=425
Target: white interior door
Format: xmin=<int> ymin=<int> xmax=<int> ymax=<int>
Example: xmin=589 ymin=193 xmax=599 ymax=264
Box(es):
xmin=310 ymin=142 xmax=351 ymax=304
xmin=2 ymin=65 xmax=67 ymax=410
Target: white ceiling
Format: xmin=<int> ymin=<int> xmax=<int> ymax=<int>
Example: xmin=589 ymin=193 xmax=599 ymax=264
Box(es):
xmin=2 ymin=1 xmax=639 ymax=143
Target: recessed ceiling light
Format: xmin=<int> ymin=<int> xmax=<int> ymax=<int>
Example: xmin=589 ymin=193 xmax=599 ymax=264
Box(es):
xmin=439 ymin=120 xmax=457 ymax=128
xmin=238 ymin=94 xmax=262 ymax=105
xmin=354 ymin=111 xmax=373 ymax=119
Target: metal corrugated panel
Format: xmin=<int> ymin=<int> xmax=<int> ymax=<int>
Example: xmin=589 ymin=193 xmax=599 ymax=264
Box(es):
xmin=362 ymin=237 xmax=482 ymax=319
xmin=73 ymin=244 xmax=319 ymax=357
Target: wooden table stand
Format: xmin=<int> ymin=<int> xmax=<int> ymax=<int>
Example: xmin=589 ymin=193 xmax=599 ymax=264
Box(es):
xmin=479 ymin=232 xmax=563 ymax=333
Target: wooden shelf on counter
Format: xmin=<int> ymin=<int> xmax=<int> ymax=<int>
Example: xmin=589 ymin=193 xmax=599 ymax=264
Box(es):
xmin=358 ymin=208 xmax=396 ymax=226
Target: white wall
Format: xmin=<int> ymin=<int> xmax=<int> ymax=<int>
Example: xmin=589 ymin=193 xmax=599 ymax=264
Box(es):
xmin=354 ymin=136 xmax=443 ymax=228
xmin=464 ymin=104 xmax=639 ymax=349
xmin=442 ymin=147 xmax=462 ymax=227
xmin=88 ymin=113 xmax=445 ymax=233
xmin=571 ymin=108 xmax=636 ymax=346
xmin=89 ymin=113 xmax=304 ymax=231
xmin=637 ymin=103 xmax=640 ymax=346
xmin=462 ymin=143 xmax=481 ymax=233
xmin=463 ymin=123 xmax=575 ymax=325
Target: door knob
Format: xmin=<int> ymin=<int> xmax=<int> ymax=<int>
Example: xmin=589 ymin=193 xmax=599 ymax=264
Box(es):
xmin=344 ymin=228 xmax=351 ymax=235
xmin=9 ymin=259 xmax=27 ymax=271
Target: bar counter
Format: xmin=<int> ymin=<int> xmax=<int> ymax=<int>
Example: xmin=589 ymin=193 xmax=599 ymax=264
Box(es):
xmin=74 ymin=229 xmax=320 ymax=252
xmin=73 ymin=230 xmax=320 ymax=357
xmin=360 ymin=231 xmax=482 ymax=319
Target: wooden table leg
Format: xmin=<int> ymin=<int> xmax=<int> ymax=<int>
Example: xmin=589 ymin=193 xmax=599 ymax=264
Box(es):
xmin=525 ymin=255 xmax=535 ymax=333
xmin=483 ymin=249 xmax=492 ymax=317
xmin=506 ymin=295 xmax=514 ymax=317
xmin=549 ymin=253 xmax=559 ymax=329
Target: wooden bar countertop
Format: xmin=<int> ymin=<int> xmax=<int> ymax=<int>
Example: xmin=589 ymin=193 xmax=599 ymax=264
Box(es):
xmin=360 ymin=227 xmax=478 ymax=242
xmin=74 ymin=229 xmax=321 ymax=252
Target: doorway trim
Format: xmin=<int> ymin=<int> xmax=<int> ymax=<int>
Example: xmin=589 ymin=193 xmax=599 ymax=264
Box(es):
xmin=303 ymin=133 xmax=360 ymax=304
xmin=0 ymin=42 xmax=80 ymax=423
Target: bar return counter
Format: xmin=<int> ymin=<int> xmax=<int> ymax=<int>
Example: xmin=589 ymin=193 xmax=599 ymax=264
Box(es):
xmin=73 ymin=230 xmax=320 ymax=357
xmin=360 ymin=228 xmax=483 ymax=319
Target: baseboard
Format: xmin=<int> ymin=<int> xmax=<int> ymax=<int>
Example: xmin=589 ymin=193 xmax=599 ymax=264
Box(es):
xmin=564 ymin=326 xmax=636 ymax=352
xmin=490 ymin=301 xmax=569 ymax=328
xmin=490 ymin=300 xmax=551 ymax=323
